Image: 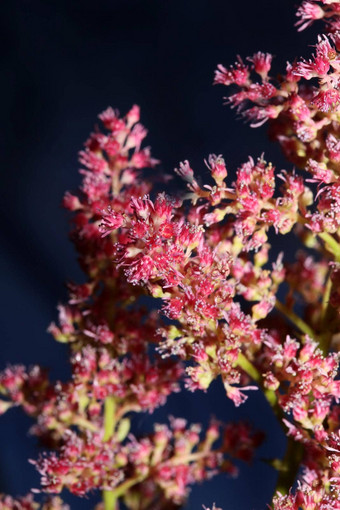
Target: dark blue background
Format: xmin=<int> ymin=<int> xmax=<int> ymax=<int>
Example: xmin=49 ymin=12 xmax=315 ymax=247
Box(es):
xmin=0 ymin=1 xmax=318 ymax=508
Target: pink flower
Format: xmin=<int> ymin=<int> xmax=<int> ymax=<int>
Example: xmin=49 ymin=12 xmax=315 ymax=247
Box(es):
xmin=247 ymin=52 xmax=273 ymax=80
xmin=214 ymin=58 xmax=249 ymax=87
xmin=311 ymin=87 xmax=340 ymax=111
xmin=99 ymin=207 xmax=125 ymax=237
xmin=296 ymin=1 xmax=325 ymax=31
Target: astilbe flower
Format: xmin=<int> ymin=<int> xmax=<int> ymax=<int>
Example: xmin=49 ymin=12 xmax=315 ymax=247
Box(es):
xmin=106 ymin=187 xmax=281 ymax=402
xmin=2 ymin=2 xmax=340 ymax=509
xmin=31 ymin=418 xmax=259 ymax=503
xmin=296 ymin=1 xmax=340 ymax=33
xmin=215 ymin=4 xmax=340 ymax=183
xmin=0 ymin=105 xmax=263 ymax=509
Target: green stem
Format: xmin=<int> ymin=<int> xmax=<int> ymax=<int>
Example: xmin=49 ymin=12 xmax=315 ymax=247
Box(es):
xmin=237 ymin=355 xmax=303 ymax=500
xmin=321 ymin=272 xmax=332 ymax=322
xmin=170 ymin=450 xmax=212 ymax=466
xmin=103 ymin=490 xmax=117 ymax=510
xmin=74 ymin=416 xmax=98 ymax=432
xmin=110 ymin=475 xmax=146 ymax=500
xmin=237 ymin=353 xmax=277 ymax=407
xmin=275 ymin=300 xmax=315 ymax=339
xmin=317 ymin=233 xmax=340 ymax=352
xmin=103 ymin=396 xmax=116 ymax=442
xmin=274 ymin=438 xmax=304 ymax=496
xmin=318 ymin=272 xmax=335 ymax=355
xmin=103 ymin=396 xmax=117 ymax=510
xmin=318 ymin=232 xmax=340 ymax=261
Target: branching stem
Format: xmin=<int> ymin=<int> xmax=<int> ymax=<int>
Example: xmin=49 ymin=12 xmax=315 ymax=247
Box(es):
xmin=318 ymin=232 xmax=340 ymax=261
xmin=274 ymin=438 xmax=304 ymax=497
xmin=275 ymin=300 xmax=315 ymax=339
xmin=237 ymin=353 xmax=277 ymax=407
xmin=237 ymin=354 xmax=303 ymax=501
xmin=103 ymin=396 xmax=117 ymax=510
xmin=103 ymin=395 xmax=116 ymax=442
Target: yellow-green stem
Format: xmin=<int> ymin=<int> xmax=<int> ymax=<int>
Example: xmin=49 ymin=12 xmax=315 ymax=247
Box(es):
xmin=275 ymin=300 xmax=315 ymax=339
xmin=274 ymin=439 xmax=304 ymax=497
xmin=318 ymin=272 xmax=335 ymax=355
xmin=318 ymin=232 xmax=340 ymax=261
xmin=109 ymin=476 xmax=146 ymax=500
xmin=237 ymin=353 xmax=277 ymax=407
xmin=237 ymin=354 xmax=303 ymax=501
xmin=75 ymin=417 xmax=98 ymax=432
xmin=321 ymin=272 xmax=332 ymax=322
xmin=103 ymin=490 xmax=117 ymax=510
xmin=103 ymin=396 xmax=116 ymax=442
xmin=170 ymin=450 xmax=214 ymax=466
xmin=103 ymin=396 xmax=117 ymax=510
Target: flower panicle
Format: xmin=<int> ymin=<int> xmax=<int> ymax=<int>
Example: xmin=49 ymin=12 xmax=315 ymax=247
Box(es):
xmin=2 ymin=1 xmax=340 ymax=508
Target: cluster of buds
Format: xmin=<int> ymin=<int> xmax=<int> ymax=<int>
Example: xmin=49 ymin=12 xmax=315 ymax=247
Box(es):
xmin=1 ymin=1 xmax=340 ymax=509
xmin=32 ymin=418 xmax=261 ymax=505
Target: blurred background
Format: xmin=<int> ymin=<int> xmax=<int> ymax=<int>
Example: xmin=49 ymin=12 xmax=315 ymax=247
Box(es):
xmin=0 ymin=1 xmax=319 ymax=508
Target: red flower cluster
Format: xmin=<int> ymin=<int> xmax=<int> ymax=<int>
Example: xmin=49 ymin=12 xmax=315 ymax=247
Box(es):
xmin=1 ymin=1 xmax=340 ymax=509
xmin=0 ymin=103 xmax=263 ymax=508
xmin=32 ymin=418 xmax=260 ymax=505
